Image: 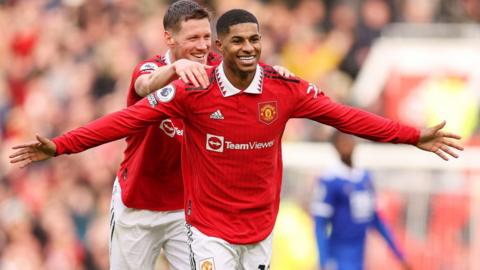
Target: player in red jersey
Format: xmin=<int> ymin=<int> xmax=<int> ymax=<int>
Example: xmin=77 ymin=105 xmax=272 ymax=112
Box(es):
xmin=10 ymin=9 xmax=463 ymax=270
xmin=8 ymin=3 xmax=292 ymax=270
xmin=109 ymin=1 xmax=217 ymax=269
xmin=101 ymin=2 xmax=219 ymax=269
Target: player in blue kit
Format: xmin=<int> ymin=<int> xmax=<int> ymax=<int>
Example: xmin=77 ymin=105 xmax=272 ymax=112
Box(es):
xmin=311 ymin=132 xmax=410 ymax=270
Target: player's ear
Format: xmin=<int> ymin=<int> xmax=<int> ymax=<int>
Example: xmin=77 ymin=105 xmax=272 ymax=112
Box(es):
xmin=164 ymin=31 xmax=175 ymax=47
xmin=215 ymin=39 xmax=223 ymax=52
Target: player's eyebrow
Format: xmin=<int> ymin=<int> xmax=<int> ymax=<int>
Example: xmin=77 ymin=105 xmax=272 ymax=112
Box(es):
xmin=230 ymin=33 xmax=260 ymax=40
xmin=230 ymin=35 xmax=245 ymax=40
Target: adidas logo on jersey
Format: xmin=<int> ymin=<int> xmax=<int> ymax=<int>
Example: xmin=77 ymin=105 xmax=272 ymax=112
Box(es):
xmin=210 ymin=109 xmax=224 ymax=120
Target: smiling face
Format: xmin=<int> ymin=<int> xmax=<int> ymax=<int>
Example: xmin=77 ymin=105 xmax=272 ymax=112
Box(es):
xmin=216 ymin=22 xmax=261 ymax=75
xmin=165 ymin=18 xmax=212 ymax=64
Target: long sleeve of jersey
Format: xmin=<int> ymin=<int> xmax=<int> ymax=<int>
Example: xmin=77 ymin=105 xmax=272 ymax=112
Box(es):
xmin=54 ymin=83 xmax=187 ymax=155
xmin=290 ymin=82 xmax=420 ymax=145
xmin=311 ymin=178 xmax=336 ymax=269
xmin=314 ymin=216 xmax=329 ymax=269
xmin=372 ymin=212 xmax=405 ymax=261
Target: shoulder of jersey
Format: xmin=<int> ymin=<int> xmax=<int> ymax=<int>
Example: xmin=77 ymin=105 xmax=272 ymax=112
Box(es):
xmin=261 ymin=64 xmax=301 ymax=84
xmin=138 ymin=55 xmax=167 ymax=71
xmin=153 ymin=55 xmax=168 ymax=65
xmin=177 ymin=67 xmax=217 ymax=91
xmin=361 ymin=169 xmax=372 ymax=179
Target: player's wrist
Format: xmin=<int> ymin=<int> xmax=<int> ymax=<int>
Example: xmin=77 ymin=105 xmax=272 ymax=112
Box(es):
xmin=169 ymin=62 xmax=183 ymax=79
xmin=51 ymin=137 xmax=62 ymax=156
xmin=147 ymin=67 xmax=177 ymax=93
xmin=171 ymin=60 xmax=186 ymax=73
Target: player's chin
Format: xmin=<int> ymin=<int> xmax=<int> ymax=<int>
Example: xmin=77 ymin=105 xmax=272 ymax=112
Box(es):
xmin=235 ymin=60 xmax=258 ymax=72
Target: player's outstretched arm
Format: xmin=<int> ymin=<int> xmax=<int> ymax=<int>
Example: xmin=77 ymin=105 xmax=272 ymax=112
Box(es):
xmin=9 ymin=135 xmax=56 ymax=168
xmin=11 ymin=97 xmax=173 ymax=164
xmin=416 ymin=121 xmax=464 ymax=160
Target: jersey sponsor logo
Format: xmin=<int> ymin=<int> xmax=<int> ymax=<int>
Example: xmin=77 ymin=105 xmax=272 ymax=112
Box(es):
xmin=154 ymin=84 xmax=176 ymax=103
xmin=147 ymin=93 xmax=158 ymax=107
xmin=258 ymin=101 xmax=278 ymax=125
xmin=200 ymin=258 xmax=215 ymax=270
xmin=349 ymin=190 xmax=374 ymax=222
xmin=206 ymin=133 xmax=224 ymax=152
xmin=206 ymin=133 xmax=275 ymax=152
xmin=139 ymin=62 xmax=158 ymax=72
xmin=225 ymin=140 xmax=274 ymax=150
xmin=159 ymin=119 xmax=183 ymax=138
xmin=307 ymin=83 xmax=320 ymax=98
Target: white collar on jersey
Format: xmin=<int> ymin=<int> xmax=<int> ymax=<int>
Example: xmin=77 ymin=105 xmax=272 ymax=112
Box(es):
xmin=164 ymin=50 xmax=173 ymax=65
xmin=215 ymin=61 xmax=264 ymax=97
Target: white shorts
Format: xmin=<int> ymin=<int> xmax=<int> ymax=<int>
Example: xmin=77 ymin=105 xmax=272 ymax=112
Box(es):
xmin=109 ymin=179 xmax=189 ymax=270
xmin=186 ymin=224 xmax=273 ymax=270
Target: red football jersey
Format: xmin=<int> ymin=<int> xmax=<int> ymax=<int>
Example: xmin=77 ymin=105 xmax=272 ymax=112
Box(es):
xmin=54 ymin=51 xmax=221 ymax=211
xmin=54 ymin=63 xmax=419 ymax=244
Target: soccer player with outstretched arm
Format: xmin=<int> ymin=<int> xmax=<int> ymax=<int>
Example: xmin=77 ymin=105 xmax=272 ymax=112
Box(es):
xmin=102 ymin=2 xmax=220 ymax=269
xmin=7 ymin=3 xmax=292 ymax=269
xmin=11 ymin=9 xmax=462 ymax=270
xmin=97 ymin=2 xmax=218 ymax=269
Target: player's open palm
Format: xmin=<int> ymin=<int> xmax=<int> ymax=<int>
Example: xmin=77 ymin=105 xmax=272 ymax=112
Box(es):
xmin=9 ymin=135 xmax=56 ymax=168
xmin=416 ymin=121 xmax=464 ymax=161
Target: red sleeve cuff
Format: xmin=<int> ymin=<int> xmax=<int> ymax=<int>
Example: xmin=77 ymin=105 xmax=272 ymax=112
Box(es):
xmin=52 ymin=137 xmax=66 ymax=156
xmin=400 ymin=125 xmax=420 ymax=145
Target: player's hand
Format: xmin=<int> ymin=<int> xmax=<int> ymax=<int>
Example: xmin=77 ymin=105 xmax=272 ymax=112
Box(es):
xmin=273 ymin=65 xmax=295 ymax=78
xmin=173 ymin=59 xmax=212 ymax=88
xmin=416 ymin=120 xmax=463 ymax=161
xmin=9 ymin=135 xmax=56 ymax=168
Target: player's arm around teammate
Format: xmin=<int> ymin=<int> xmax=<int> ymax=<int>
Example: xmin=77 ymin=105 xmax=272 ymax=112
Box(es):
xmin=135 ymin=59 xmax=211 ymax=97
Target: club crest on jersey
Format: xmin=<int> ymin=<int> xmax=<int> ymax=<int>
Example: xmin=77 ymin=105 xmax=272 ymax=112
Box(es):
xmin=199 ymin=258 xmax=215 ymax=270
xmin=139 ymin=62 xmax=158 ymax=72
xmin=154 ymin=85 xmax=176 ymax=103
xmin=258 ymin=101 xmax=278 ymax=125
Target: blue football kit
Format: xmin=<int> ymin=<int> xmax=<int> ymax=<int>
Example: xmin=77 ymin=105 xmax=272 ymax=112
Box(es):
xmin=311 ymin=164 xmax=404 ymax=270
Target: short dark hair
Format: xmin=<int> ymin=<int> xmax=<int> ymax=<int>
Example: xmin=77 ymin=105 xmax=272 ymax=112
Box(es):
xmin=163 ymin=0 xmax=210 ymax=32
xmin=216 ymin=9 xmax=259 ymax=37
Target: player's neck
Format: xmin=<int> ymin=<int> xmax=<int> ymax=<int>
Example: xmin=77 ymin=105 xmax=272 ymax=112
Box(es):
xmin=341 ymin=158 xmax=353 ymax=168
xmin=223 ymin=64 xmax=255 ymax=90
xmin=166 ymin=49 xmax=176 ymax=64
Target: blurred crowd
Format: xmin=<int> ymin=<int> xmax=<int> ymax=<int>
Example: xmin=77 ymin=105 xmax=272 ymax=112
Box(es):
xmin=0 ymin=0 xmax=479 ymax=269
